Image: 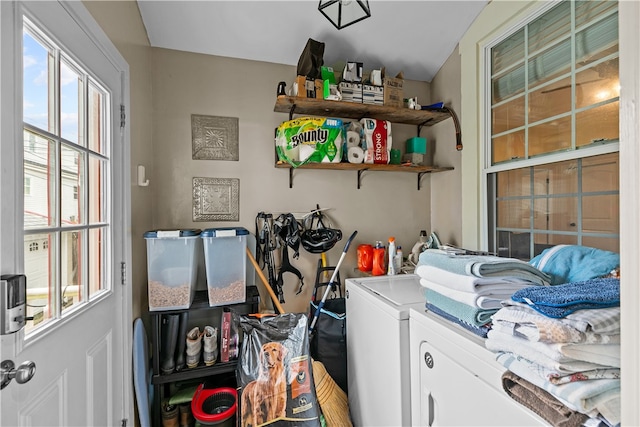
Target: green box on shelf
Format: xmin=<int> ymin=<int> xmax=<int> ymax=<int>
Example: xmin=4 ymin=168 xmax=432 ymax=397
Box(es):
xmin=406 ymin=137 xmax=427 ymax=154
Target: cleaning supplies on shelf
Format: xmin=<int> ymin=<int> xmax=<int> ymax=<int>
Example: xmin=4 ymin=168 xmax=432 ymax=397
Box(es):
xmin=394 ymin=246 xmax=403 ymax=274
xmin=387 ymin=237 xmax=397 ymax=275
xmin=372 ymin=241 xmax=386 ymax=276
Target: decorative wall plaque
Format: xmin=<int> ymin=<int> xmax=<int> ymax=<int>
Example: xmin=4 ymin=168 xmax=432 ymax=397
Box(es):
xmin=192 ymin=177 xmax=239 ymax=221
xmin=191 ymin=114 xmax=239 ymax=161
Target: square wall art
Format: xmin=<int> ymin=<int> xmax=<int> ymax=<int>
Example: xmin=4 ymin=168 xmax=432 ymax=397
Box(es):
xmin=192 ymin=177 xmax=239 ymax=221
xmin=191 ymin=114 xmax=239 ymax=161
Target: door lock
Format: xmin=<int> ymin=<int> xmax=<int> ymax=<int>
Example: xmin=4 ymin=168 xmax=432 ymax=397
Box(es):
xmin=1 ymin=360 xmax=36 ymax=389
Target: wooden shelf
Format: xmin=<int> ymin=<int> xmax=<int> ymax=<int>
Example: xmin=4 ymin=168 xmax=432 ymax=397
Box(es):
xmin=275 ymin=161 xmax=454 ymax=190
xmin=274 ymin=96 xmax=451 ymax=128
xmin=273 ymin=96 xmax=459 ymax=189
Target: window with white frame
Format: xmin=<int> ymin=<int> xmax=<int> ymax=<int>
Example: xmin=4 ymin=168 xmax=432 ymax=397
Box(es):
xmin=22 ymin=18 xmax=110 ymax=333
xmin=486 ymin=0 xmax=619 ymax=260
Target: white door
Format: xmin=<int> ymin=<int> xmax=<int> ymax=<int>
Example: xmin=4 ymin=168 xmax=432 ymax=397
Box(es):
xmin=0 ymin=1 xmax=132 ymax=426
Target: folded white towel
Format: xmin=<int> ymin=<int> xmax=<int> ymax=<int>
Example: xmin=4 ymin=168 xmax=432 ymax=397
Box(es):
xmin=415 ymin=264 xmax=539 ymax=293
xmin=420 ymin=278 xmax=509 ymax=309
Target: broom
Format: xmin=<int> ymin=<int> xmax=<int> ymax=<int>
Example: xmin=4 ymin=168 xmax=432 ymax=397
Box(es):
xmin=246 ymin=247 xmax=353 ymax=427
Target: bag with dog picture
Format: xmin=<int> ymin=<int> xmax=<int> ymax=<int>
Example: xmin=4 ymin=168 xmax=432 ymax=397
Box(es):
xmin=236 ymin=312 xmax=322 ymax=427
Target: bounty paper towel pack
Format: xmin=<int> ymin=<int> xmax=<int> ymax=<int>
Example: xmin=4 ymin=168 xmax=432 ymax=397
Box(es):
xmin=276 ymin=117 xmax=343 ymax=167
xmin=360 ymin=118 xmax=392 ymax=164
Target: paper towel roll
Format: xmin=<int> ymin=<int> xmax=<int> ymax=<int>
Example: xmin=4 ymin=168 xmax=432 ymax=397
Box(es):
xmin=346 ymin=131 xmax=360 ymax=148
xmin=348 ymin=146 xmax=365 ymax=164
xmin=299 ymin=143 xmax=315 ymax=162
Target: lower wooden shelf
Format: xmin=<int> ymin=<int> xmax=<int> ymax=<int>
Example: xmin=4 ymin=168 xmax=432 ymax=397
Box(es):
xmin=275 ymin=161 xmax=454 ymax=190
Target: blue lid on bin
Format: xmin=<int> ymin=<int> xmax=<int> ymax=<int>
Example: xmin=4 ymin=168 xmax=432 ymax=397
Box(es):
xmin=201 ymin=227 xmax=249 ymax=238
xmin=143 ymin=229 xmax=202 ymax=238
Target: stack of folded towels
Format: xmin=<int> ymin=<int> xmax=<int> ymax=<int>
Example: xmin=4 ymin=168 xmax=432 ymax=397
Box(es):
xmin=486 ymin=245 xmax=621 ymax=427
xmin=415 ymin=248 xmax=551 ymax=338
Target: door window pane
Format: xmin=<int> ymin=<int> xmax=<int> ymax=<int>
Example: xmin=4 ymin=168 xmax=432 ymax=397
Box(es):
xmin=89 ymin=155 xmax=105 ymax=224
xmin=24 ymin=232 xmax=57 ymax=333
xmin=23 ymin=31 xmax=53 ymax=133
xmin=89 ymin=227 xmax=106 ymax=297
xmin=60 ymin=60 xmax=81 ymax=144
xmin=88 ymin=82 xmax=105 ymax=155
xmin=23 ymin=19 xmax=111 ymax=335
xmin=61 ymin=144 xmax=84 ymax=226
xmin=61 ymin=230 xmax=84 ymax=311
xmin=23 ymin=131 xmax=55 ymax=229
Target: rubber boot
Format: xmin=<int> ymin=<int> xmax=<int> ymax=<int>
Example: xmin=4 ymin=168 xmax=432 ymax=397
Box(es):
xmin=161 ymin=402 xmax=179 ymax=427
xmin=179 ymin=402 xmax=194 ymax=427
xmin=202 ymin=326 xmax=218 ymax=366
xmin=160 ymin=314 xmax=180 ymax=375
xmin=174 ymin=312 xmax=189 ymax=372
xmin=186 ymin=326 xmax=202 ymax=368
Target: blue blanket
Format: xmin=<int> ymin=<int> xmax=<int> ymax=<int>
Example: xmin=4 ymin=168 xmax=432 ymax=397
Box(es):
xmin=529 ymin=245 xmax=619 ymax=285
xmin=511 ymin=278 xmax=620 ymax=318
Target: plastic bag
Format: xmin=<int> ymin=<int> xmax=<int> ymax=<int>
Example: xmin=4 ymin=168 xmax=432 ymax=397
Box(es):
xmin=236 ymin=312 xmax=321 ymax=427
xmin=297 ymin=38 xmax=325 ymax=79
xmin=276 ymin=117 xmax=343 ymax=167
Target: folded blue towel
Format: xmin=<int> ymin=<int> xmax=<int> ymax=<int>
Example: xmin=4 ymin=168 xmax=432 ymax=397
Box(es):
xmin=419 ymin=249 xmax=551 ymax=285
xmin=511 ymin=278 xmax=620 ymax=318
xmin=426 ymin=303 xmax=491 ymax=338
xmin=529 ymin=245 xmax=619 ymax=285
xmin=425 ymin=288 xmax=498 ymax=326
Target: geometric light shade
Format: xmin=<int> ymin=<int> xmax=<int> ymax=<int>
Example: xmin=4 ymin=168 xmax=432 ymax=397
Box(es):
xmin=318 ymin=0 xmax=371 ymax=30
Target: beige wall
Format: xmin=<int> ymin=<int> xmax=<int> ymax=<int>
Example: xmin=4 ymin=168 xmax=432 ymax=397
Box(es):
xmin=427 ymin=47 xmax=463 ymax=247
xmin=83 ymin=0 xmax=154 ymax=321
xmin=150 ymin=47 xmax=442 ymax=313
xmin=83 ymin=0 xmax=463 ymax=317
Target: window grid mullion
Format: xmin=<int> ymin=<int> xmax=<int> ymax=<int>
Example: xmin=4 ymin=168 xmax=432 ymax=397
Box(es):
xmin=524 ymin=23 xmax=529 ymax=161
xmin=571 ymin=1 xmax=577 ymax=152
xmin=52 ymin=46 xmax=63 ymax=320
xmin=81 ymin=74 xmax=90 ymax=301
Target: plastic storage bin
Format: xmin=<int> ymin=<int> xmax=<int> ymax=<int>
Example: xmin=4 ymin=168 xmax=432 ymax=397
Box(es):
xmin=201 ymin=227 xmax=248 ymax=307
xmin=144 ymin=229 xmax=201 ymax=311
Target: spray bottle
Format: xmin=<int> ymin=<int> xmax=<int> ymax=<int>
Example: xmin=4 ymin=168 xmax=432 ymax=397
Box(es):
xmin=394 ymin=245 xmax=403 ymax=274
xmin=387 ymin=237 xmax=397 ymax=275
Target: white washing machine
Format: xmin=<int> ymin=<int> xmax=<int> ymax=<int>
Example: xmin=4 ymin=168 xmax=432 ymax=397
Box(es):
xmin=345 ymin=274 xmax=426 ymax=427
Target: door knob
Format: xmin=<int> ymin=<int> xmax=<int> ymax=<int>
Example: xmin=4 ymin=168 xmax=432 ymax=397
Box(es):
xmin=1 ymin=359 xmax=36 ymax=389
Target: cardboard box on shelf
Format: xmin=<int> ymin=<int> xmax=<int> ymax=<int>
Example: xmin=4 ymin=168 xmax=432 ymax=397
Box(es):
xmin=339 ymin=81 xmax=363 ymax=103
xmin=363 ymin=84 xmax=384 ymax=105
xmin=343 ymin=61 xmax=364 ymax=82
xmin=295 ymin=75 xmax=317 ymax=98
xmin=383 ymin=70 xmax=404 ymax=108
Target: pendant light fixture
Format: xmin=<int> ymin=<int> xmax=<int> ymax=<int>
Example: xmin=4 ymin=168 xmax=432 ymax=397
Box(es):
xmin=318 ymin=0 xmax=371 ymax=30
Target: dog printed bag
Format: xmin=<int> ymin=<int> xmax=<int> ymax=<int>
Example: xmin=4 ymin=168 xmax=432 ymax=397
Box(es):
xmin=236 ymin=312 xmax=322 ymax=427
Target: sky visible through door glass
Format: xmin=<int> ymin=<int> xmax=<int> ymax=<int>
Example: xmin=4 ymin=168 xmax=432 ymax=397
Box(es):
xmin=23 ymin=30 xmax=79 ymax=143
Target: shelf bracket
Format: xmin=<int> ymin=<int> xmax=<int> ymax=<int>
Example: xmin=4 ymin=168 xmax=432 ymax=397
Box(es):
xmin=288 ymin=104 xmax=297 ymax=121
xmin=289 ymin=168 xmax=294 ymax=188
xmin=417 ymin=119 xmax=434 ymax=137
xmin=418 ymin=171 xmax=429 ymax=190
